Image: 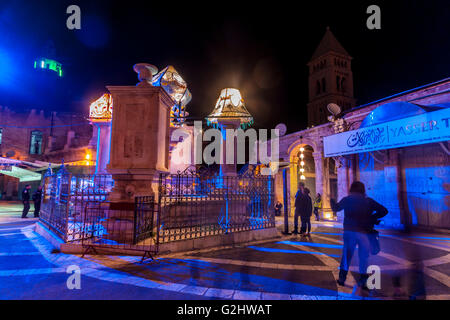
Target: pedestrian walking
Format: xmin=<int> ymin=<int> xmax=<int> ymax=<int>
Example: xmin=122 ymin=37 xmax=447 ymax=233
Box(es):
xmin=330 ymin=181 xmax=388 ymax=289
xmin=32 ymin=186 xmax=42 ymax=218
xmin=313 ymin=193 xmax=322 ymax=221
xmin=301 ymin=188 xmax=313 ymax=235
xmin=21 ymin=185 xmax=31 ymax=219
xmin=293 ymin=182 xmax=306 ymax=234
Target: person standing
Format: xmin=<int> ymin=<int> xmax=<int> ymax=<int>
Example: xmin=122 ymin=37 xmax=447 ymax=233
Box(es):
xmin=313 ymin=193 xmax=322 ymax=221
xmin=293 ymin=182 xmax=306 ymax=234
xmin=32 ymin=186 xmax=42 ymax=218
xmin=21 ymin=185 xmax=31 ymax=219
xmin=301 ymin=188 xmax=313 ymax=235
xmin=274 ymin=201 xmax=283 ymax=216
xmin=331 ymin=181 xmax=388 ymax=289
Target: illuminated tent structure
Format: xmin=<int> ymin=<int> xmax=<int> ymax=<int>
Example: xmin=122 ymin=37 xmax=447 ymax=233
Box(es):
xmin=206 ymin=88 xmax=254 ymax=129
xmin=152 ymin=65 xmax=191 ymax=127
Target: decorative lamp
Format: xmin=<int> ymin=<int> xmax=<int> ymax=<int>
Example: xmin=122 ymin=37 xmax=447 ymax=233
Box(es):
xmin=89 ymin=93 xmax=113 ymax=122
xmin=206 ymin=88 xmax=253 ymax=129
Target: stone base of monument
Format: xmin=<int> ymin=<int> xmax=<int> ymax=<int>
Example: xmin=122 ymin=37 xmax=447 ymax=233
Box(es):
xmin=36 ymin=220 xmax=280 ymax=256
xmin=157 ymin=227 xmax=280 ymax=255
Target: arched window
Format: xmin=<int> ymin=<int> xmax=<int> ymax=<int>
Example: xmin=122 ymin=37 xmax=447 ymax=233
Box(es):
xmin=316 ymin=80 xmax=321 ymax=95
xmin=30 ymin=130 xmax=43 ymax=155
xmin=336 ymin=76 xmax=341 ymax=91
xmin=321 ymin=78 xmax=326 ymax=92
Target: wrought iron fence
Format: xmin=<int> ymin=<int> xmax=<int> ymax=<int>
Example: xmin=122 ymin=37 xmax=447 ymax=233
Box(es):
xmin=40 ymin=168 xmax=274 ymax=259
xmin=40 ymin=170 xmax=113 ymax=242
xmin=157 ymin=171 xmax=275 ymax=243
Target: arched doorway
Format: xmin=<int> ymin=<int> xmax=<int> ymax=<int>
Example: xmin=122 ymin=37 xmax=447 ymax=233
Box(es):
xmin=288 ymin=143 xmax=316 ymax=216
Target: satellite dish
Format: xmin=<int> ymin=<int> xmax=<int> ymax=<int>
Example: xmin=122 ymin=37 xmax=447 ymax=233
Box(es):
xmin=275 ymin=123 xmax=287 ymax=136
xmin=327 ymin=103 xmax=342 ymax=116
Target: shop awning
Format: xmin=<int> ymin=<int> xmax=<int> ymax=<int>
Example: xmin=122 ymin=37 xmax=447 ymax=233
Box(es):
xmin=324 ymin=102 xmax=450 ymax=157
xmin=0 ymin=158 xmax=60 ymax=182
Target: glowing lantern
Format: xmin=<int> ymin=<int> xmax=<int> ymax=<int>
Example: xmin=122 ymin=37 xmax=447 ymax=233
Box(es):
xmin=206 ymin=88 xmax=253 ymax=129
xmin=300 ymin=175 xmax=306 ymax=180
xmin=89 ymin=93 xmax=113 ymax=122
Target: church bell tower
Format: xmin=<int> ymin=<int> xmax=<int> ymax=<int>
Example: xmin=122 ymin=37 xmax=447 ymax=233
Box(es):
xmin=307 ymin=27 xmax=356 ymax=126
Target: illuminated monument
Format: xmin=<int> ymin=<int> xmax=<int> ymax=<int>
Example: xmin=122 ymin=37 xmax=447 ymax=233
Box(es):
xmin=106 ymin=63 xmax=174 ymax=202
xmin=206 ymin=88 xmax=253 ymax=176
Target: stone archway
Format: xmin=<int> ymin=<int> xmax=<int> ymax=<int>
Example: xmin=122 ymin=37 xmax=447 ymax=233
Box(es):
xmin=286 ymin=139 xmax=321 ymax=216
xmin=283 ymin=136 xmax=333 ymax=219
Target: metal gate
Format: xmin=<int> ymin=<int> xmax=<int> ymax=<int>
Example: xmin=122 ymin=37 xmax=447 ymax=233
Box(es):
xmin=80 ymin=196 xmax=158 ymax=262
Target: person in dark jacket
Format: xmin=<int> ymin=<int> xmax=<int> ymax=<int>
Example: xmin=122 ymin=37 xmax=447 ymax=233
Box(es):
xmin=331 ymin=181 xmax=388 ymax=289
xmin=274 ymin=201 xmax=283 ymax=216
xmin=21 ymin=185 xmax=31 ymax=218
xmin=32 ymin=186 xmax=42 ymax=218
xmin=300 ymin=188 xmax=313 ymax=235
xmin=293 ymin=182 xmax=306 ymax=234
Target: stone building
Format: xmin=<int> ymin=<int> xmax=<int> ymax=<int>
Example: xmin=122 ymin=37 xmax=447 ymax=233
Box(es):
xmin=0 ymin=106 xmax=94 ymax=199
xmin=275 ymin=78 xmax=450 ymax=230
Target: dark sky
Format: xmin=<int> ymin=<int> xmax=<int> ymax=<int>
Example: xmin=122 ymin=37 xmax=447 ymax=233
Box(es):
xmin=0 ymin=0 xmax=449 ymax=133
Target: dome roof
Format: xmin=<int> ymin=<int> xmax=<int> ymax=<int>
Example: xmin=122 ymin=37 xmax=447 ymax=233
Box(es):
xmin=359 ymin=102 xmax=440 ymax=128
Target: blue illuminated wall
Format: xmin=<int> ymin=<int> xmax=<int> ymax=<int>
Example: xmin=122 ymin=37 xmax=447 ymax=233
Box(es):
xmin=357 ymin=142 xmax=450 ymax=229
xmin=401 ymin=143 xmax=450 ymax=228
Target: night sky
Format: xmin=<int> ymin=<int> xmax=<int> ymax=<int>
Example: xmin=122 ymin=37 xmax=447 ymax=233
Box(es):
xmin=0 ymin=0 xmax=449 ymax=133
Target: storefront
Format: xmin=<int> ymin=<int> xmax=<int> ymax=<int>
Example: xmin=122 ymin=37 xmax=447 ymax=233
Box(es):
xmin=324 ymin=101 xmax=450 ymax=229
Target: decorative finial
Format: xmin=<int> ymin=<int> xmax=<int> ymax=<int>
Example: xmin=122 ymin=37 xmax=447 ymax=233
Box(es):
xmin=133 ymin=63 xmax=158 ymax=87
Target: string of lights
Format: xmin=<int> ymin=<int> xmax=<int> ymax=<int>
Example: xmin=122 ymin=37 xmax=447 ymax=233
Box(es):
xmin=299 ymin=147 xmax=306 ymax=181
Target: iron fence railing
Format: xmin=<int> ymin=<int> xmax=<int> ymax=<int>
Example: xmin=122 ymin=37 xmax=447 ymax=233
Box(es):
xmin=40 ymin=171 xmax=113 ymax=242
xmin=157 ymin=171 xmax=275 ymax=243
xmin=39 ymin=169 xmax=275 ymax=259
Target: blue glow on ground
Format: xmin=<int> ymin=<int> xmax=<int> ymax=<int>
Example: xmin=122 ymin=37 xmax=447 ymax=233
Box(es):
xmin=278 ymin=240 xmax=342 ymax=249
xmin=248 ymin=246 xmax=340 ymax=258
xmin=142 ymin=258 xmax=350 ymax=297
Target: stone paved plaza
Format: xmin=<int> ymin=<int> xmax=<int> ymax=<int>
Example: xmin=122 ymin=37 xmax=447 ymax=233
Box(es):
xmin=0 ymin=202 xmax=449 ymax=300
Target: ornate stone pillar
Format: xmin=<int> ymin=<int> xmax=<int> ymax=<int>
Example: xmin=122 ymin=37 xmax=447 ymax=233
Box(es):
xmin=313 ymin=152 xmax=328 ymax=213
xmin=106 ymin=63 xmax=172 ymax=203
xmin=218 ymin=119 xmax=241 ymax=176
